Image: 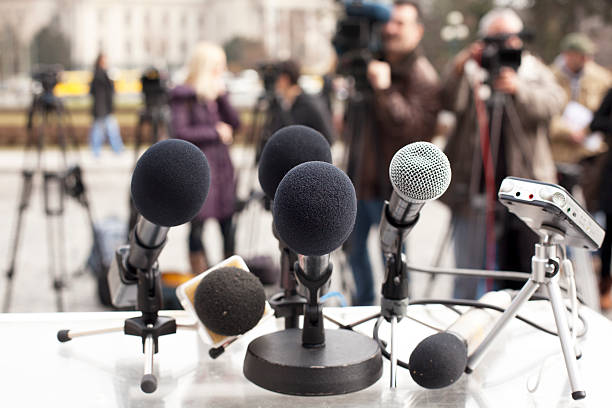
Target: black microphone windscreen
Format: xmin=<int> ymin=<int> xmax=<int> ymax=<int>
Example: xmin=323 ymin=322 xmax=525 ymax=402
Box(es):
xmin=131 ymin=139 xmax=210 ymax=227
xmin=193 ymin=267 xmax=266 ymax=336
xmin=273 ymin=161 xmax=356 ymax=256
xmin=408 ymin=332 xmax=468 ymax=389
xmin=258 ymin=125 xmax=332 ymax=199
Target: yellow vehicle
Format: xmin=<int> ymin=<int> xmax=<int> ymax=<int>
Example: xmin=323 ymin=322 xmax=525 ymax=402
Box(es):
xmin=54 ymin=69 xmax=142 ymax=97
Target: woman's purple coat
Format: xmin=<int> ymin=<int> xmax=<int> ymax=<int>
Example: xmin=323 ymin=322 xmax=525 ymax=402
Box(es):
xmin=169 ymin=85 xmax=241 ymax=221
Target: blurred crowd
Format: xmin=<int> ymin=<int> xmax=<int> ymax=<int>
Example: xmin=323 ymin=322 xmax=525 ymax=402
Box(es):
xmin=66 ymin=1 xmax=612 ymax=310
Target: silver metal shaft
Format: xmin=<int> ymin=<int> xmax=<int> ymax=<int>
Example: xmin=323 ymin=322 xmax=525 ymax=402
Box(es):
xmin=390 ymin=316 xmax=398 ymax=388
xmin=143 ymin=333 xmax=154 ymax=376
xmin=545 ymin=277 xmax=584 ymax=395
xmin=63 ymin=325 xmax=124 ymax=339
xmin=467 ymin=278 xmax=540 ymax=371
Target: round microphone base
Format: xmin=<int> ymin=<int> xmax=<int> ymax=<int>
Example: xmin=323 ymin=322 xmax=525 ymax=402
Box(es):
xmin=243 ymin=328 xmax=382 ymax=396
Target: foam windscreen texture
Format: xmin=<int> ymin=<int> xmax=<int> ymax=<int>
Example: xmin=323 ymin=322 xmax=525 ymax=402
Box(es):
xmin=131 ymin=139 xmax=210 ymax=227
xmin=193 ymin=267 xmax=266 ymax=336
xmin=273 ymin=161 xmax=356 ymax=256
xmin=408 ymin=332 xmax=467 ymax=389
xmin=258 ymin=125 xmax=332 ymax=199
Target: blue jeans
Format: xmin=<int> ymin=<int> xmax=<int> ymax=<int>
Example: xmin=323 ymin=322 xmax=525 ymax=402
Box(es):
xmin=89 ymin=115 xmax=123 ymax=156
xmin=348 ymin=199 xmax=384 ymax=306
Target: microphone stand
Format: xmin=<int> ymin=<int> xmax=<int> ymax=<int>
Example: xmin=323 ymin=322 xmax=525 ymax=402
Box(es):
xmin=56 ymin=231 xmax=194 ymax=394
xmin=378 ymin=200 xmax=415 ymax=388
xmin=243 ymin=255 xmax=383 ymax=396
xmin=268 ymin=223 xmax=306 ymax=329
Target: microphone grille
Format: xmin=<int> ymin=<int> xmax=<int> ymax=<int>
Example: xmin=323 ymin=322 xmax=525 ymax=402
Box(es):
xmin=389 ymin=142 xmax=451 ymax=202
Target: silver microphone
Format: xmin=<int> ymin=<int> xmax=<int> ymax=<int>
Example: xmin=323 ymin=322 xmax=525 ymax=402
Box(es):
xmin=380 ymin=142 xmax=452 ymax=255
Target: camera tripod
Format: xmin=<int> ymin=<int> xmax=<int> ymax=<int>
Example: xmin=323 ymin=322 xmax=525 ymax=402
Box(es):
xmin=3 ymin=91 xmax=102 ymax=312
xmin=423 ymin=88 xmax=532 ymax=298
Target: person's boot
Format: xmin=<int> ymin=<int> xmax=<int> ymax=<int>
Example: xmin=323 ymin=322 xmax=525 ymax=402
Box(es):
xmin=189 ymin=251 xmax=208 ymax=275
xmin=599 ymin=275 xmax=612 ymax=311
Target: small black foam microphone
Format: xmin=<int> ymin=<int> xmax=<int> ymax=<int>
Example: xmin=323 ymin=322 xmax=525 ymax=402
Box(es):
xmin=408 ymin=291 xmax=512 ymax=389
xmin=193 ymin=266 xmax=267 ymax=337
xmin=108 ymin=139 xmax=210 ymax=308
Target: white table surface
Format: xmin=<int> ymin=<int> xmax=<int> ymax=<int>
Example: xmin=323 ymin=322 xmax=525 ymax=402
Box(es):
xmin=1 ymin=302 xmax=610 ymax=408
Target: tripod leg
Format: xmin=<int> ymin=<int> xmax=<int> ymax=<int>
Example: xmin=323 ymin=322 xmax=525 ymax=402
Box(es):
xmin=57 ymin=325 xmax=124 ymax=342
xmin=545 ymin=278 xmax=586 ymax=400
xmin=466 ymin=278 xmax=540 ymax=372
xmin=141 ymin=332 xmax=158 ymax=393
xmin=3 ymin=171 xmax=35 ymax=312
xmin=423 ymin=220 xmax=454 ymax=298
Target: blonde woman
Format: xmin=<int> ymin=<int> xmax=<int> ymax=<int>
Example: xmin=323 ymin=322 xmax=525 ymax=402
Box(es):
xmin=170 ymin=42 xmax=241 ymax=274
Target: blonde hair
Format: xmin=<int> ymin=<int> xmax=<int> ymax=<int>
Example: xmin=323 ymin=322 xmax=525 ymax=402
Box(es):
xmin=185 ymin=42 xmax=227 ymax=101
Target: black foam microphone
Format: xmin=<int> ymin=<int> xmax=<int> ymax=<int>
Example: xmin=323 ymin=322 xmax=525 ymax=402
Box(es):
xmin=244 ymin=161 xmax=382 ymax=396
xmin=108 ymin=139 xmax=210 ymax=308
xmin=273 ymin=161 xmax=356 ymax=257
xmin=193 ymin=266 xmax=266 ymax=337
xmin=408 ymin=291 xmax=512 ymax=389
xmin=258 ymin=125 xmax=332 ymax=200
xmin=274 ymin=161 xmax=356 ymax=345
xmin=257 ymin=125 xmax=333 ymax=328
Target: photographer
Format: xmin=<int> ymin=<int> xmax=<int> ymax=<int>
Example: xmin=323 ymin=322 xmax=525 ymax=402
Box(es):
xmin=270 ymin=60 xmax=336 ymax=145
xmin=441 ymin=8 xmax=566 ymax=298
xmin=345 ymin=0 xmax=440 ymax=306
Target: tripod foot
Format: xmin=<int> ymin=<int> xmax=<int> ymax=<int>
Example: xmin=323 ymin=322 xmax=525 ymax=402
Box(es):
xmin=141 ymin=374 xmax=157 ymax=393
xmin=572 ymin=391 xmax=586 ymax=400
xmin=57 ymin=330 xmax=71 ymax=342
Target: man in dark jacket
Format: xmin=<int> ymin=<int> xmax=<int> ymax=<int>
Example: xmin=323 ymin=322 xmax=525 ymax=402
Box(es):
xmin=345 ymin=0 xmax=440 ymax=305
xmin=89 ymin=53 xmax=123 ymax=156
xmin=271 ymin=59 xmax=336 ymax=145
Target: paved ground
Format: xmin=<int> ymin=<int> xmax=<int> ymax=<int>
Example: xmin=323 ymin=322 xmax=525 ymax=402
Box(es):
xmin=0 ymin=144 xmax=608 ymax=322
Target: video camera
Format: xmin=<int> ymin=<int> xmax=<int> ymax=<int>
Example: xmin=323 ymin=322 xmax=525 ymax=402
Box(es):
xmin=256 ymin=62 xmax=282 ymax=94
xmin=140 ymin=66 xmax=168 ymax=111
xmin=480 ymin=32 xmax=532 ymax=77
xmin=32 ymin=64 xmax=62 ymax=95
xmin=332 ymin=0 xmax=391 ymax=89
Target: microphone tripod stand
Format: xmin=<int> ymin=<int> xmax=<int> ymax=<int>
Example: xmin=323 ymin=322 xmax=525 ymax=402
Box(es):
xmin=465 ymin=227 xmax=585 ymax=400
xmin=3 ymin=89 xmax=96 ymax=312
xmin=243 ymin=255 xmax=382 ymax=396
xmin=56 ymin=235 xmax=193 ymax=393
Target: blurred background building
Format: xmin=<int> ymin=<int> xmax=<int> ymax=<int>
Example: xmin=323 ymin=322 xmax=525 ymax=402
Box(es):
xmin=0 ymin=0 xmax=337 ymax=78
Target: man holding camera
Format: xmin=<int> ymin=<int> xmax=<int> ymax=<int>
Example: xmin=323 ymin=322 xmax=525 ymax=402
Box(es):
xmin=346 ymin=0 xmax=440 ymax=306
xmin=441 ymin=8 xmax=566 ymax=298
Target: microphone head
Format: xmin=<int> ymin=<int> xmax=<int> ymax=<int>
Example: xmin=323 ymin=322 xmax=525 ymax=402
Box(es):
xmin=193 ymin=267 xmax=266 ymax=336
xmin=389 ymin=142 xmax=451 ymax=203
xmin=131 ymin=139 xmax=210 ymax=227
xmin=408 ymin=332 xmax=467 ymax=389
xmin=258 ymin=125 xmax=332 ymax=199
xmin=273 ymin=161 xmax=356 ymax=256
